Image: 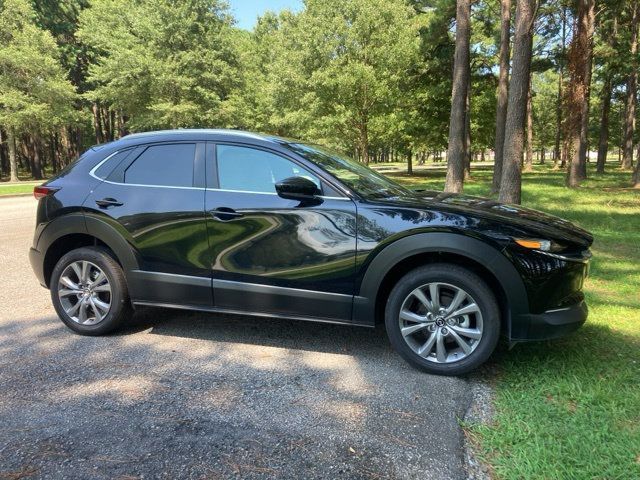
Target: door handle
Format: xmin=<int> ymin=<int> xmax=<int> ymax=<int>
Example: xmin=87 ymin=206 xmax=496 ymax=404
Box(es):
xmin=95 ymin=198 xmax=124 ymax=208
xmin=211 ymin=207 xmax=243 ymax=221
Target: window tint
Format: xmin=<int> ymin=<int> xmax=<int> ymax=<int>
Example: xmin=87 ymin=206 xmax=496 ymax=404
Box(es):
xmin=124 ymin=144 xmax=195 ymax=187
xmin=94 ymin=149 xmax=133 ymax=179
xmin=216 ymin=145 xmax=320 ymax=194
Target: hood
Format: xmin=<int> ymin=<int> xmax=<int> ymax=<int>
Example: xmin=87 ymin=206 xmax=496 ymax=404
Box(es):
xmin=390 ymin=189 xmax=594 ymax=248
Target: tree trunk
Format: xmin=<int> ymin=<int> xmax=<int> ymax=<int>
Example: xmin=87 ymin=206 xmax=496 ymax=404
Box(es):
xmin=553 ymin=6 xmax=568 ymax=167
xmin=634 ymin=144 xmax=640 ymax=186
xmin=524 ymin=78 xmax=534 ymax=172
xmin=567 ymin=0 xmax=595 ymax=187
xmin=622 ymin=1 xmax=638 ymax=170
xmin=596 ymin=75 xmax=612 ymax=174
xmin=407 ymin=149 xmax=413 ymax=175
xmin=50 ymin=134 xmax=58 ymax=173
xmin=464 ymin=74 xmax=472 ymax=180
xmin=92 ymin=102 xmax=104 ymax=144
xmin=359 ymin=122 xmax=370 ymax=165
xmin=499 ymin=0 xmax=536 ymax=204
xmin=445 ymin=0 xmax=471 ymax=193
xmin=578 ymin=24 xmax=594 ymax=180
xmin=7 ymin=130 xmax=18 ymax=182
xmin=30 ymin=135 xmax=43 ymax=180
xmin=0 ymin=129 xmax=6 ymax=179
xmin=492 ymin=0 xmax=512 ymax=193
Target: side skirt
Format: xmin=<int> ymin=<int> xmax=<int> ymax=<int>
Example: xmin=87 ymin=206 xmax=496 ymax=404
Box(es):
xmin=132 ymin=301 xmax=374 ymax=328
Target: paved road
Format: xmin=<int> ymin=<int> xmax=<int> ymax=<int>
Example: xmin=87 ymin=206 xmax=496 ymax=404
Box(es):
xmin=0 ymin=196 xmax=484 ymax=479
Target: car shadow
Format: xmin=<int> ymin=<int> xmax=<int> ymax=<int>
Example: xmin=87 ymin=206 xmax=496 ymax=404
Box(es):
xmin=122 ymin=305 xmax=392 ymax=357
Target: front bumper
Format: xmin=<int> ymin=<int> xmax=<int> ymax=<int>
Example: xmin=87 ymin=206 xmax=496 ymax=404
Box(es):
xmin=511 ymin=298 xmax=588 ymax=342
xmin=29 ymin=247 xmax=47 ymax=288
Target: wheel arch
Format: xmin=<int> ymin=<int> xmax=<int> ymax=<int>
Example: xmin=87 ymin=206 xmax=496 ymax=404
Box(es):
xmin=353 ymin=232 xmax=530 ymax=336
xmin=38 ymin=214 xmax=139 ymax=288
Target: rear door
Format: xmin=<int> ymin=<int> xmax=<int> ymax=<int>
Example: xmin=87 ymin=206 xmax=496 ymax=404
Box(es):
xmin=205 ymin=143 xmax=358 ymax=323
xmin=85 ymin=142 xmax=212 ymax=306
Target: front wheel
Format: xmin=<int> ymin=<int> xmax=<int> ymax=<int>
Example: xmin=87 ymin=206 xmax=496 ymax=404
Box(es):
xmin=385 ymin=264 xmax=500 ymax=376
xmin=50 ymin=246 xmax=132 ymax=335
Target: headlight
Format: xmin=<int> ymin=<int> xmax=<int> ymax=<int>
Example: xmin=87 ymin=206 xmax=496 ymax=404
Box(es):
xmin=513 ymin=238 xmax=563 ymax=252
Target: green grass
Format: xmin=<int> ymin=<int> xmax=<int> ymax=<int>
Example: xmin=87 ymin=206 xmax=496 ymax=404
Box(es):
xmin=0 ymin=182 xmax=39 ymax=196
xmin=374 ymin=162 xmax=640 ymax=479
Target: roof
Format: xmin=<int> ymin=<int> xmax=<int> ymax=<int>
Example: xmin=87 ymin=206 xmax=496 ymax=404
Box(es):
xmin=123 ymin=129 xmax=273 ymax=142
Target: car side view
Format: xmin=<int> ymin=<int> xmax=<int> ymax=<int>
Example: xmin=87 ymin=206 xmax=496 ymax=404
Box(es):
xmin=29 ymin=130 xmax=593 ymax=375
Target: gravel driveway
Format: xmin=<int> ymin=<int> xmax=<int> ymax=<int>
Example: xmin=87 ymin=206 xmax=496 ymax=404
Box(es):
xmin=0 ymin=195 xmax=485 ymax=479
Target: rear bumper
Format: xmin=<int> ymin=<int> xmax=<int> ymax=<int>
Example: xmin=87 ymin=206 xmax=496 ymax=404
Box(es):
xmin=511 ymin=299 xmax=588 ymax=342
xmin=29 ymin=247 xmax=47 ymax=288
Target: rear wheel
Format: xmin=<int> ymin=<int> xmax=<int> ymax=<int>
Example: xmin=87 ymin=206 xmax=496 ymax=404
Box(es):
xmin=50 ymin=247 xmax=132 ymax=335
xmin=385 ymin=263 xmax=500 ymax=376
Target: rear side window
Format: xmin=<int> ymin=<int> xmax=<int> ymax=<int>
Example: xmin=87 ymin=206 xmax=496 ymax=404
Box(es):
xmin=124 ymin=144 xmax=195 ymax=187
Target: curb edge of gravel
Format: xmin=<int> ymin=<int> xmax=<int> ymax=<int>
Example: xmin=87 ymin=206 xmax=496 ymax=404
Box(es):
xmin=0 ymin=193 xmax=33 ymax=199
xmin=462 ymin=380 xmax=495 ymax=480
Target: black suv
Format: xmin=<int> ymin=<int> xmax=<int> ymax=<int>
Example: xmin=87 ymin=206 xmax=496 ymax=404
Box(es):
xmin=29 ymin=130 xmax=593 ymax=375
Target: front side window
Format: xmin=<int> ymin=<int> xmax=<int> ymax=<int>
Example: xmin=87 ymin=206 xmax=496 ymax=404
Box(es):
xmin=216 ymin=145 xmax=320 ymax=194
xmin=124 ymin=143 xmax=195 ymax=187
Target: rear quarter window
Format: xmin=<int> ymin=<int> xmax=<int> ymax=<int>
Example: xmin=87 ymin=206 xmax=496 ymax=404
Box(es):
xmin=93 ymin=149 xmax=136 ymax=180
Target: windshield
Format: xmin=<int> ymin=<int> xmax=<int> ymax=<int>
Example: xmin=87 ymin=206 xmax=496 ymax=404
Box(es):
xmin=285 ymin=143 xmax=411 ymax=199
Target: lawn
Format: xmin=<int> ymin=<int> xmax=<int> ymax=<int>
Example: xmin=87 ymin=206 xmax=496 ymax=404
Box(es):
xmin=0 ymin=182 xmax=39 ymax=196
xmin=374 ymin=161 xmax=640 ymax=479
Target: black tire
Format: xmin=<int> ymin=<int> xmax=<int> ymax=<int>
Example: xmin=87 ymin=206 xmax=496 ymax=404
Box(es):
xmin=385 ymin=263 xmax=500 ymax=376
xmin=50 ymin=246 xmax=133 ymax=335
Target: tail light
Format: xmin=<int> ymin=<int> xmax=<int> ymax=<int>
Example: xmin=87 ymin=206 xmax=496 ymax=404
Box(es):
xmin=33 ymin=186 xmax=58 ymax=200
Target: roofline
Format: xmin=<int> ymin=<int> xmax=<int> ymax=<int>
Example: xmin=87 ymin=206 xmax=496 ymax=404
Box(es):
xmin=123 ymin=129 xmax=271 ymax=142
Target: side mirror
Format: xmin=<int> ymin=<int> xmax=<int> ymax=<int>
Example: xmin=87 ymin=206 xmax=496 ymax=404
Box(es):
xmin=275 ymin=176 xmax=320 ymax=200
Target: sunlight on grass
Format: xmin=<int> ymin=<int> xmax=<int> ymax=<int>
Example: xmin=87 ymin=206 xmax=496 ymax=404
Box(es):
xmin=0 ymin=183 xmax=36 ymax=196
xmin=377 ymin=162 xmax=640 ymax=479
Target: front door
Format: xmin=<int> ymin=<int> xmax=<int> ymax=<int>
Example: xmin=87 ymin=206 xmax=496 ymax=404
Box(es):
xmin=205 ymin=143 xmax=358 ymax=323
xmin=85 ymin=142 xmax=212 ymax=306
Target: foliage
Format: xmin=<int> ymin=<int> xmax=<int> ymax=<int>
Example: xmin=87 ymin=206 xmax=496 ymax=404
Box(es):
xmin=77 ymin=0 xmax=241 ymax=130
xmin=0 ymin=0 xmax=77 ymax=135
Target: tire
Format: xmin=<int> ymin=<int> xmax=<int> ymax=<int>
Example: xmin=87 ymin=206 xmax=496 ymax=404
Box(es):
xmin=50 ymin=246 xmax=133 ymax=335
xmin=385 ymin=263 xmax=500 ymax=376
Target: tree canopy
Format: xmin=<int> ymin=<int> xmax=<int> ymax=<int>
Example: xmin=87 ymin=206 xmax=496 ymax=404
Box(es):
xmin=1 ymin=0 xmax=639 ymax=192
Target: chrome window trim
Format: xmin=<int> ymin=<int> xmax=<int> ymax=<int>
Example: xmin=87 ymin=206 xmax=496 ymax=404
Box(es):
xmin=89 ymin=147 xmax=354 ymax=198
xmin=204 ymin=187 xmax=351 ymax=201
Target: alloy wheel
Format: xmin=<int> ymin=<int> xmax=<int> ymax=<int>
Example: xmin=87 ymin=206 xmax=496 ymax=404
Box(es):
xmin=57 ymin=261 xmax=112 ymax=325
xmin=398 ymin=282 xmax=483 ymax=363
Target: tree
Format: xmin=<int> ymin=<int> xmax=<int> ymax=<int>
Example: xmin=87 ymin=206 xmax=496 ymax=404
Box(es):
xmin=253 ymin=0 xmax=420 ymax=162
xmin=492 ymin=0 xmax=511 ymax=192
xmin=551 ymin=4 xmax=569 ymax=167
xmin=78 ymin=0 xmax=240 ymax=131
xmin=595 ymin=74 xmax=612 ymax=173
xmin=445 ymin=0 xmax=472 ymax=193
xmin=622 ymin=1 xmax=639 ymax=170
xmin=566 ymin=0 xmax=595 ymax=187
xmin=0 ymin=0 xmax=76 ymax=181
xmin=499 ymin=0 xmax=537 ymax=204
xmin=523 ymin=77 xmax=534 ymax=172
xmin=407 ymin=0 xmax=456 ymax=158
